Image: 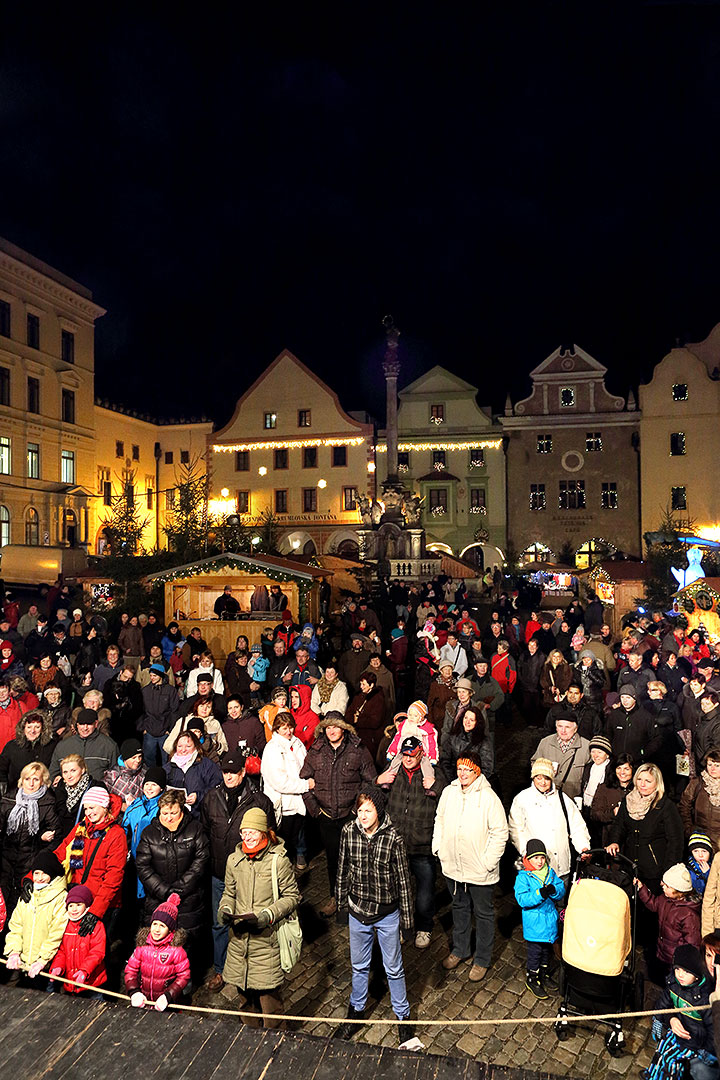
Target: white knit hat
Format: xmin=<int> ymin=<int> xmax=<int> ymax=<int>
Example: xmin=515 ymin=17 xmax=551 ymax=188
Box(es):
xmin=662 ymin=863 xmax=693 ymax=893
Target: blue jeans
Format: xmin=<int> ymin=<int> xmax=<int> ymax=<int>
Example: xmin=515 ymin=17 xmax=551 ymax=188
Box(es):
xmin=689 ymin=1060 xmax=720 ymax=1080
xmin=348 ymin=910 xmax=409 ymax=1020
xmin=211 ymin=875 xmax=229 ymax=975
xmin=143 ymin=733 xmax=168 ymax=768
xmin=446 ymin=878 xmax=496 ymax=967
xmin=408 ymin=854 xmax=436 ymax=933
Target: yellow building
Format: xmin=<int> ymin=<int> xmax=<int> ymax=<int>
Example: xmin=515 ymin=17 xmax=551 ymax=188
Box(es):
xmin=639 ymin=325 xmax=720 ymax=541
xmin=210 ymin=350 xmax=374 ymax=557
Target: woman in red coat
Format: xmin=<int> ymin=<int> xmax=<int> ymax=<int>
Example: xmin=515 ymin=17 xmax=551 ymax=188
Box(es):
xmin=290 ymin=684 xmax=320 ymax=749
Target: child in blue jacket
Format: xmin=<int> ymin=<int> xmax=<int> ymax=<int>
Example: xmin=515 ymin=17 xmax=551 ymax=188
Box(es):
xmin=514 ymin=838 xmax=565 ymax=1000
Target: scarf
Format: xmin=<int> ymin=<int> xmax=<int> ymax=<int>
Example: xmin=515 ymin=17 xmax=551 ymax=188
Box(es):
xmin=556 ymin=735 xmax=576 ymax=754
xmin=316 ymin=675 xmax=337 ymax=704
xmin=69 ymin=815 xmax=110 ymax=871
xmin=242 ymin=835 xmax=269 ymax=857
xmin=702 ymin=769 xmax=720 ymax=808
xmin=33 ymin=666 xmax=58 ymax=691
xmin=522 ymin=856 xmax=549 ymax=882
xmin=65 ymin=772 xmax=92 ymax=814
xmin=625 ymin=786 xmax=655 ymax=820
xmin=6 ymin=784 xmax=47 ymax=836
xmin=171 ymin=750 xmax=197 ymax=773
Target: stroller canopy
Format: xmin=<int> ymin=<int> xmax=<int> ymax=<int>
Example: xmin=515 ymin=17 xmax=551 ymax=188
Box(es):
xmin=562 ymin=878 xmax=631 ymax=977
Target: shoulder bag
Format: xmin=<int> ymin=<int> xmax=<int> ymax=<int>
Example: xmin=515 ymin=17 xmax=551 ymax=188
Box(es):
xmin=270 ymin=852 xmax=303 ymax=972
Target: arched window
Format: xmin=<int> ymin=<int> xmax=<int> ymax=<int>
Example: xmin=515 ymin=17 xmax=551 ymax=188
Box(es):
xmin=64 ymin=509 xmax=77 ymax=546
xmin=25 ymin=507 xmax=39 ymax=546
xmin=0 ymin=505 xmax=9 ymax=547
xmin=337 ymin=539 xmax=359 ymax=558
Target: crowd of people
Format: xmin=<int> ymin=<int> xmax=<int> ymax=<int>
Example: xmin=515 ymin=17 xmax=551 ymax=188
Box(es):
xmin=1 ymin=577 xmax=720 ymax=1069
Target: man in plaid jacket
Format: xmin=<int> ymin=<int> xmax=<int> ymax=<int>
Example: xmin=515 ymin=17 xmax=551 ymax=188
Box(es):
xmin=335 ymin=786 xmax=414 ymax=1045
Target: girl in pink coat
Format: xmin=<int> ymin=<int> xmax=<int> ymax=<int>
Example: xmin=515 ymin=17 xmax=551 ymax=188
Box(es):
xmin=124 ymin=892 xmax=191 ymax=1011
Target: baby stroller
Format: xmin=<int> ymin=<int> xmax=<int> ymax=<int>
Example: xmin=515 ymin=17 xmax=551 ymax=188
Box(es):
xmin=555 ymin=849 xmax=643 ymax=1056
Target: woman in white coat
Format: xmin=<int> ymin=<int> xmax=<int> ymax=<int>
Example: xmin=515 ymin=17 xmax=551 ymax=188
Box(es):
xmin=260 ymin=712 xmax=313 ymax=871
xmin=508 ymin=758 xmax=590 ymax=888
xmin=432 ymin=751 xmax=508 ymax=982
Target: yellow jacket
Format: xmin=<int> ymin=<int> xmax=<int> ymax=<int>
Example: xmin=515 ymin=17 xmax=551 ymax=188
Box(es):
xmin=4 ymin=876 xmax=68 ymax=968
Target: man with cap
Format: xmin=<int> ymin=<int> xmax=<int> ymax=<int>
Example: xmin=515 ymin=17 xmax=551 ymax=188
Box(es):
xmin=605 ymin=684 xmax=654 ymax=760
xmin=338 ymin=634 xmax=371 ymax=697
xmin=179 ymin=673 xmax=227 ymax=721
xmin=543 ymin=682 xmax=603 ymax=742
xmin=300 ymin=711 xmax=377 ymax=917
xmin=378 ymin=735 xmax=447 ymax=949
xmin=200 ymin=751 xmax=277 ymax=991
xmin=213 ymin=584 xmax=240 ymax=619
xmin=697 ymin=657 xmax=720 ymax=694
xmin=49 ymin=708 xmax=119 ymax=781
xmin=533 ymin=715 xmax=591 ymax=801
xmin=336 ymin=785 xmax=414 ymax=1046
xmin=509 ymin=758 xmax=590 ymax=889
xmin=139 ymin=663 xmax=180 ymax=767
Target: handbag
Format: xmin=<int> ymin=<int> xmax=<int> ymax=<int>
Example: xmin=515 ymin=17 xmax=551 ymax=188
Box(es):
xmin=270 ymin=853 xmax=303 ymax=973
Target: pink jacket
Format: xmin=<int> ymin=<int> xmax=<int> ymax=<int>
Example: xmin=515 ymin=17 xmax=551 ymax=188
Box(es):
xmin=124 ymin=928 xmax=191 ymax=1002
xmin=387 ymin=718 xmax=439 ymax=763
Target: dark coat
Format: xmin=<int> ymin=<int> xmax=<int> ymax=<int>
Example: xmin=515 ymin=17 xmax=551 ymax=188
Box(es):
xmin=300 ymin=717 xmax=377 ymax=819
xmin=179 ymin=691 xmax=227 ymax=721
xmin=638 ymin=885 xmax=701 ymax=964
xmin=103 ymin=672 xmax=144 ymax=744
xmin=200 ymin=779 xmax=276 ymax=880
xmin=384 ymin=762 xmax=447 ymax=855
xmin=163 ymin=755 xmax=223 ymax=814
xmin=590 ymin=782 xmax=631 ymax=844
xmin=680 ymin=778 xmax=720 ymax=849
xmin=224 ymin=660 xmax=253 ymax=704
xmin=222 ymin=714 xmax=266 ymax=756
xmin=0 ymin=733 xmax=56 ymax=791
xmin=516 ymin=649 xmax=545 ymax=693
xmin=140 ymin=679 xmax=181 ymax=737
xmin=135 ymin=810 xmax=210 ymax=930
xmin=693 ymin=707 xmax=720 ymax=767
xmin=608 ymin=795 xmax=684 ymax=885
xmin=0 ymin=788 xmax=60 ymax=904
xmin=604 ymin=703 xmax=654 ymax=760
xmin=345 ymin=687 xmax=386 ymax=757
xmin=656 ymin=972 xmax=714 ymax=1052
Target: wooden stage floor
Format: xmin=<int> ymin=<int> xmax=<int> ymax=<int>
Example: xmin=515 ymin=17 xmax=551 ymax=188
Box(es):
xmin=0 ymin=991 xmax=574 ymax=1080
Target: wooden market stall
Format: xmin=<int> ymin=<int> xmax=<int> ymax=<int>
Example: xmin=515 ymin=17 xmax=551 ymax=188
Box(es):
xmin=673 ymin=577 xmax=720 ymax=643
xmin=145 ymin=552 xmax=329 ymax=665
xmin=579 ymin=559 xmax=650 ymax=634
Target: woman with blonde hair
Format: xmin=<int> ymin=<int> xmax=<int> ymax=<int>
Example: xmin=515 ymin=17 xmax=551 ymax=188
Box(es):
xmin=0 ymin=761 xmax=59 ymax=909
xmin=539 ymin=650 xmax=573 ymax=708
xmin=52 ymin=753 xmax=92 ymax=838
xmin=607 ymin=762 xmax=684 ymax=893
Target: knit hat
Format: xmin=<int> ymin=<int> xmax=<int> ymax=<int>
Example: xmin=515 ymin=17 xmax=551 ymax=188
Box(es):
xmin=689 ymin=833 xmax=714 ymax=857
xmin=456 ymin=677 xmax=474 ymax=692
xmin=662 ymin=863 xmax=693 ymax=893
xmin=272 ymin=687 xmax=288 ymax=700
xmin=281 ymin=610 xmax=293 ymax=623
xmin=76 ymin=708 xmax=97 ymax=726
xmin=251 ymin=642 xmax=262 ymax=654
xmin=144 ymin=767 xmax=167 ymax=791
xmin=619 ymin=685 xmax=637 ymax=700
xmin=73 ymin=608 xmax=83 ymax=617
xmin=152 ymin=892 xmax=180 ymax=932
xmin=525 ymin=839 xmax=548 ymax=860
xmin=187 ymin=717 xmax=205 ymax=735
xmin=407 ymin=700 xmax=428 ymax=720
xmin=120 ymin=738 xmax=143 ymax=762
xmin=240 ymin=807 xmax=269 ymax=832
xmin=457 ymin=755 xmax=483 ymax=777
xmin=673 ymin=944 xmax=706 ymax=982
xmin=66 ymin=884 xmax=94 ymax=908
xmin=439 ymin=659 xmax=454 ymax=671
xmin=33 ymin=850 xmax=63 ymax=880
xmin=357 ymin=786 xmax=386 ymax=821
xmin=149 ymin=663 xmax=166 ymax=676
xmin=82 ymin=786 xmax=111 ymax=809
xmin=589 ymin=735 xmax=613 ymax=756
xmin=531 ymin=758 xmax=556 ymax=781
xmin=0 ymin=640 xmax=11 ymax=651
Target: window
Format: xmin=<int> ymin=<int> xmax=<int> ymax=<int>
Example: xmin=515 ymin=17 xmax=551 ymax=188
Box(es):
xmin=343 ymin=486 xmax=358 ymax=510
xmin=62 ymin=389 xmax=75 ymax=424
xmin=61 ymin=450 xmax=75 ymax=484
xmin=430 ymin=403 xmax=445 ymax=424
xmin=672 ymin=383 xmax=688 ymax=402
xmin=469 ymin=448 xmax=485 ymax=468
xmin=164 ymin=451 xmax=173 ymax=464
xmin=165 ymin=488 xmax=176 ymax=509
xmin=529 ymin=483 xmax=546 ymax=510
xmin=432 ymin=450 xmax=446 ymax=470
xmin=275 ymin=489 xmax=288 ymax=514
xmin=145 ymin=477 xmax=154 ymax=510
xmin=27 ymin=377 xmax=40 ymax=414
xmin=27 ymin=443 xmax=39 ymax=479
xmin=470 ymin=488 xmax=486 ymax=511
xmin=559 ymin=480 xmax=586 ymax=509
xmin=0 ymin=505 xmax=9 ymax=547
xmin=61 ymin=329 xmax=75 ymax=365
xmin=98 ymin=465 xmax=110 ymax=493
xmin=116 ymin=440 xmax=125 ymax=458
xmin=586 ymin=432 xmax=603 ymax=452
xmin=332 ymin=446 xmax=347 ymax=467
xmin=237 ymin=491 xmax=249 ymax=514
xmin=26 ymin=313 xmax=40 ymax=349
xmin=274 ymin=448 xmax=288 ymax=470
xmin=428 ymin=488 xmax=448 ymax=514
xmin=397 ymin=450 xmax=410 ymax=471
xmin=303 ymin=447 xmax=317 ymax=468
xmin=125 ymin=482 xmax=134 ymax=508
xmin=302 ymin=488 xmax=317 ymax=512
xmin=264 ymin=412 xmax=277 ymax=429
xmin=0 ymin=300 xmax=10 ymax=338
xmin=0 ymin=436 xmax=10 ymax=475
xmin=25 ymin=507 xmax=39 ymax=546
xmin=180 ymin=450 xmax=189 ymax=464
xmin=601 ymin=482 xmax=618 ymax=509
xmin=103 ymin=482 xmax=112 ymax=505
xmin=560 ymin=387 xmax=575 ymax=407
xmin=235 ymin=450 xmax=249 ymax=471
xmin=298 ymin=409 xmax=311 ymax=427
xmin=0 ymin=366 xmax=8 ymax=406
xmin=132 ymin=444 xmax=140 ymax=461
xmin=670 ymin=432 xmax=686 ymax=456
xmin=671 ymin=485 xmax=687 ymax=511
xmin=64 ymin=510 xmax=77 ymax=545
xmin=536 ymin=434 xmax=553 ymax=454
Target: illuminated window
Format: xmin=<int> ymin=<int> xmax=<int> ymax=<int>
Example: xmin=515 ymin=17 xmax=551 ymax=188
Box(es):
xmin=430 ymin=403 xmax=445 ymax=424
xmin=264 ymin=412 xmax=277 ymax=429
xmin=536 ymin=434 xmax=553 ymax=454
xmin=302 ymin=488 xmax=317 ymax=512
xmin=0 ymin=505 xmax=9 ymax=547
xmin=27 ymin=443 xmax=39 ymax=479
xmin=671 ymin=486 xmax=687 ymax=511
xmin=0 ymin=436 xmax=11 ymax=474
xmin=469 ymin=448 xmax=484 ymax=468
xmin=274 ymin=448 xmax=288 ymax=470
xmin=586 ymin=432 xmax=602 ymax=451
xmin=559 ymin=480 xmax=585 ymax=509
xmin=298 ymin=409 xmax=311 ymax=427
xmin=560 ymin=387 xmax=575 ymax=407
xmin=235 ymin=450 xmax=249 ymax=471
xmin=601 ymin=482 xmax=618 ymax=509
xmin=25 ymin=507 xmax=39 ymax=546
xmin=332 ymin=446 xmax=347 ymax=467
xmin=303 ymin=447 xmax=317 ymax=468
xmin=529 ymin=483 xmax=545 ymax=510
xmin=61 ymin=450 xmax=75 ymax=484
xmin=672 ymin=383 xmax=688 ymax=402
xmin=275 ymin=489 xmax=288 ymax=514
xmin=670 ymin=432 xmax=686 ymax=456
xmin=237 ymin=491 xmax=249 ymax=514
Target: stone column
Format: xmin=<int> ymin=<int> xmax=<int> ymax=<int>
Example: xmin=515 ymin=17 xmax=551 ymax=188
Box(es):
xmin=382 ymin=317 xmax=401 ymax=481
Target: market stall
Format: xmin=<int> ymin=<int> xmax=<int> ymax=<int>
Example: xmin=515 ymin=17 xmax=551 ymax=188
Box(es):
xmin=579 ymin=559 xmax=650 ymax=634
xmin=673 ymin=577 xmax=720 ymax=643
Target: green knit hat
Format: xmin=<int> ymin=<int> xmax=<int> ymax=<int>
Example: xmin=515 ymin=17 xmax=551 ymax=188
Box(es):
xmin=240 ymin=807 xmax=269 ymax=832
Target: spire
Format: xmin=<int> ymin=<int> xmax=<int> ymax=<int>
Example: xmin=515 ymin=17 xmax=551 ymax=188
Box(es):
xmin=627 ymin=389 xmax=636 ymax=412
xmin=504 ymin=393 xmax=513 ymax=417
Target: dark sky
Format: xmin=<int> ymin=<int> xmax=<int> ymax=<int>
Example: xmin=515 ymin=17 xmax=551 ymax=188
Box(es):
xmin=2 ymin=5 xmax=720 ymax=427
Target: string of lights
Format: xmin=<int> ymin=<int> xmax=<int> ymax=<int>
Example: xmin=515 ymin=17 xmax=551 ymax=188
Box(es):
xmin=375 ymin=440 xmax=502 ymax=452
xmin=212 ymin=437 xmax=367 ymax=452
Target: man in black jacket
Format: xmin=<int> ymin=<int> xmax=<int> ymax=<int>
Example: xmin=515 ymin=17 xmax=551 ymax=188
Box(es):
xmin=200 ymin=752 xmax=276 ymax=992
xmin=605 ymin=686 xmax=654 ymax=760
xmin=139 ymin=665 xmax=180 ymax=766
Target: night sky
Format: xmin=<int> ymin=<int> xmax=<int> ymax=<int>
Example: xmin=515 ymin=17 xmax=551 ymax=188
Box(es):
xmin=2 ymin=6 xmax=720 ymax=427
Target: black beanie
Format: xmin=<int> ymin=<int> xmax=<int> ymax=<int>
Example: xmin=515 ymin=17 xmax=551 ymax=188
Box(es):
xmin=526 ymin=838 xmax=548 ymax=860
xmin=673 ymin=944 xmax=706 ymax=983
xmin=33 ymin=850 xmax=64 ymax=880
xmin=120 ymin=738 xmax=142 ymax=762
xmin=144 ymin=767 xmax=167 ymax=791
xmin=357 ymin=786 xmax=386 ymax=822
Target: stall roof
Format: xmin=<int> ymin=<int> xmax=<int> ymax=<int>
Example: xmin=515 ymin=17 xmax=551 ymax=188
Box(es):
xmin=144 ymin=552 xmax=328 ymax=583
xmin=582 ymin=560 xmax=650 ymax=582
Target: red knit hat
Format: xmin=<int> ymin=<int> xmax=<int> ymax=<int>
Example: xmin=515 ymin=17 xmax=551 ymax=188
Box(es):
xmin=152 ymin=892 xmax=180 ymax=931
xmin=407 ymin=700 xmax=428 ymax=720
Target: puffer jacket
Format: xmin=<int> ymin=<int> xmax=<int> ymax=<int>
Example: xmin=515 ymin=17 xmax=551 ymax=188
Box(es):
xmin=261 ymin=733 xmax=309 ymax=818
xmin=655 ymin=971 xmax=714 ymax=1052
xmin=514 ymin=864 xmax=565 ymax=943
xmin=220 ymin=839 xmax=300 ymax=990
xmin=124 ymin=926 xmax=191 ymax=1002
xmin=53 ymin=793 xmax=127 ymax=918
xmin=163 ymin=754 xmax=223 ymax=814
xmin=0 ymin=788 xmax=60 ymax=903
xmin=51 ymin=917 xmax=106 ymax=991
xmin=508 ymin=783 xmax=591 ymax=878
xmin=439 ymin=725 xmax=494 ymax=783
xmin=299 ymin=717 xmax=377 ymax=819
xmin=608 ymin=795 xmax=684 ymax=885
xmin=135 ymin=810 xmax=209 ymax=930
xmin=638 ymin=885 xmax=701 ymax=963
xmin=200 ymin=780 xmax=277 ymax=880
xmin=4 ymin=875 xmax=67 ymax=966
xmin=432 ymin=773 xmax=509 ymax=886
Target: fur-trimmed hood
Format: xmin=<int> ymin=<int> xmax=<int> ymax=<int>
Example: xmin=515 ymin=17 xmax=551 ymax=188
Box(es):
xmin=67 ymin=706 xmax=112 ymax=737
xmin=313 ymin=714 xmax=357 ymax=740
xmin=15 ymin=708 xmax=54 ymax=746
xmin=135 ymin=925 xmax=187 ymax=949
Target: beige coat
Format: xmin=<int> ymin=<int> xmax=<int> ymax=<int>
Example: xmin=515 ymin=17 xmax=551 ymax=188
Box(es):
xmin=432 ymin=773 xmax=509 ymax=886
xmin=4 ymin=875 xmax=68 ymax=967
xmin=702 ymin=854 xmax=720 ymax=937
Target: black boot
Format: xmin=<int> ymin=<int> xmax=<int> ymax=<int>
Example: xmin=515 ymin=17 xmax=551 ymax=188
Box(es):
xmin=525 ymin=971 xmax=548 ymax=1000
xmin=336 ymin=1005 xmax=364 ymax=1041
xmin=398 ymin=1022 xmax=415 ymax=1046
xmin=540 ymin=964 xmax=558 ymax=993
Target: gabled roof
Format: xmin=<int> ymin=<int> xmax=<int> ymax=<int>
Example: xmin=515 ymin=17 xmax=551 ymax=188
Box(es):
xmin=686 ymin=323 xmax=720 ymax=377
xmin=400 ymin=365 xmax=479 ymax=397
xmin=145 ymin=551 xmax=327 ymax=583
xmin=530 ymin=344 xmax=607 ymax=380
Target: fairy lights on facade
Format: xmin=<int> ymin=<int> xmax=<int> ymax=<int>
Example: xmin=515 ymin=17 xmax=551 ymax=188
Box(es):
xmin=213 ymin=436 xmax=367 ymax=453
xmin=375 ymin=440 xmax=502 ymax=452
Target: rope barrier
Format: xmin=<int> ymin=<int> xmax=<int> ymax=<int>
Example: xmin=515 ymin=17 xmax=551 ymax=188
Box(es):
xmin=1 ymin=957 xmax=716 ymax=1027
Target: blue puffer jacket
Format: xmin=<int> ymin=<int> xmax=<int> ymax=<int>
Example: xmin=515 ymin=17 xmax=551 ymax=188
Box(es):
xmin=293 ymin=625 xmax=319 ymax=659
xmin=123 ymin=793 xmax=161 ymax=896
xmin=514 ymin=864 xmax=565 ymax=943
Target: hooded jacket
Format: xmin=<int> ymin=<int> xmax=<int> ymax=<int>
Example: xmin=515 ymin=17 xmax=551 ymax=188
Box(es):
xmin=299 ymin=716 xmax=377 ymax=819
xmin=261 ymin=732 xmax=309 ymax=817
xmin=432 ymin=773 xmax=509 ymax=886
xmin=124 ymin=926 xmax=191 ymax=1002
xmin=53 ymin=793 xmax=128 ymax=917
xmin=508 ymin=781 xmax=591 ymax=878
xmin=290 ymin=683 xmax=320 ymax=749
xmin=3 ymin=874 xmax=67 ymax=967
xmin=638 ymin=885 xmax=702 ymax=964
xmin=51 ymin=916 xmax=107 ymax=991
xmin=514 ymin=862 xmax=565 ymax=943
